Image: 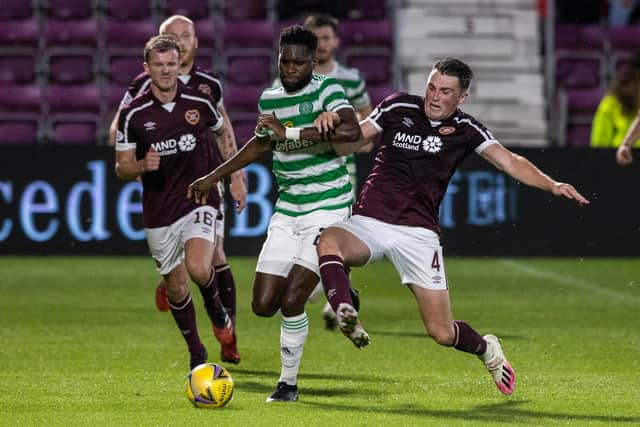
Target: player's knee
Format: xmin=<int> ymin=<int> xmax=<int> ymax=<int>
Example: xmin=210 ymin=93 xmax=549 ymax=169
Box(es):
xmin=252 ymin=296 xmax=278 ymax=317
xmin=165 ymin=279 xmax=189 ymax=303
xmin=279 ymin=292 xmax=305 ymax=316
xmin=185 ymin=259 xmax=211 ymax=285
xmin=316 ymin=231 xmax=340 ymax=257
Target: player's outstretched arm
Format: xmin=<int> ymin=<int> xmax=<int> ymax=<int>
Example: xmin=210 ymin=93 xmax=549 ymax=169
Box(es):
xmin=258 ymin=108 xmax=361 ymax=144
xmin=481 ymin=143 xmax=590 ymax=206
xmin=188 ymin=136 xmax=270 ymax=205
xmin=328 ymin=119 xmax=379 ymax=156
xmin=617 ymin=115 xmax=640 ymax=166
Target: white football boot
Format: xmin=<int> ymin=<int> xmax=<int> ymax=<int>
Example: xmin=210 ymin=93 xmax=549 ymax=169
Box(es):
xmin=336 ymin=303 xmax=370 ymax=348
xmin=480 ymin=334 xmax=516 ymax=395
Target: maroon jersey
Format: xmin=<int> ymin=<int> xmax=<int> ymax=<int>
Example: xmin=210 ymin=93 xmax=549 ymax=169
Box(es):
xmin=120 ymin=66 xmax=223 ymax=109
xmin=116 ymin=83 xmax=223 ymax=228
xmin=354 ymin=93 xmax=498 ymax=234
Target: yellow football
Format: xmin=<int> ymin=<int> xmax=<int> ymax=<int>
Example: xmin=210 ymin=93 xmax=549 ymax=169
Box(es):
xmin=185 ymin=363 xmax=234 ymax=408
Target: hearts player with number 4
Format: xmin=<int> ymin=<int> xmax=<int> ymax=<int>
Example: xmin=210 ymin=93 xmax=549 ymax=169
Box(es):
xmin=314 ymin=57 xmax=590 ymax=396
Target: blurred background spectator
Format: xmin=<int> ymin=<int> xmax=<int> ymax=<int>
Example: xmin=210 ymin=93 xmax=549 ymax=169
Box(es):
xmin=591 ymin=52 xmax=640 ymax=147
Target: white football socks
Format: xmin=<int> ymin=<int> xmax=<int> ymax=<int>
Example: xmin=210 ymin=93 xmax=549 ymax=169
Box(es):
xmin=279 ymin=312 xmax=309 ymax=386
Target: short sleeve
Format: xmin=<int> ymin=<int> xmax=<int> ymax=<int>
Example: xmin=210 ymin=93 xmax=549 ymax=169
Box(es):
xmin=320 ymin=77 xmax=352 ymax=113
xmin=115 ymin=108 xmax=137 ymax=151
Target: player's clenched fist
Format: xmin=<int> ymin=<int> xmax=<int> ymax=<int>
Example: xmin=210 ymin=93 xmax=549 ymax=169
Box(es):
xmin=143 ymin=146 xmax=161 ymax=172
xmin=187 ymin=174 xmax=217 ymax=205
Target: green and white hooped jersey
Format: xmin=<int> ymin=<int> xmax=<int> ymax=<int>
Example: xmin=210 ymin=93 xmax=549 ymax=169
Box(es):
xmin=327 ymin=63 xmax=370 ymax=197
xmin=327 ymin=62 xmax=370 ymax=111
xmin=258 ymin=74 xmax=355 ymax=217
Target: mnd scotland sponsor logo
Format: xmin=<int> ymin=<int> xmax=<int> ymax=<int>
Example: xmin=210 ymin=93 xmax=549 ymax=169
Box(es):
xmin=392 ymin=132 xmax=422 ymax=151
xmin=392 ymin=132 xmax=443 ymax=153
xmin=151 ymin=133 xmax=197 ymax=155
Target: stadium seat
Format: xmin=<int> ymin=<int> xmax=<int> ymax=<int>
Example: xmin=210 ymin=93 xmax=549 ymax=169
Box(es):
xmin=346 ymin=54 xmax=391 ymax=85
xmin=46 ymin=84 xmax=102 ymax=115
xmin=0 ymin=53 xmax=36 ymax=84
xmin=232 ymin=120 xmax=259 ymax=147
xmin=346 ymin=0 xmax=386 ymax=20
xmin=566 ymin=124 xmax=592 ymax=147
xmin=46 ymin=51 xmax=97 ymax=85
xmin=106 ymin=84 xmax=129 ymax=111
xmin=566 ymin=87 xmax=605 ymax=115
xmin=0 ymin=20 xmax=39 ymax=47
xmin=223 ymin=21 xmax=276 ymax=48
xmin=107 ymin=0 xmax=152 ymax=21
xmin=367 ymin=84 xmax=395 ymax=106
xmin=0 ymin=84 xmax=43 ymax=114
xmin=0 ymin=118 xmax=41 ymax=144
xmin=194 ymin=19 xmax=216 ymax=50
xmin=166 ymin=0 xmax=211 ymax=20
xmin=608 ymin=26 xmax=640 ymax=53
xmin=0 ymin=0 xmax=33 ymax=20
xmin=224 ymin=84 xmax=264 ymax=118
xmin=45 ymin=0 xmax=93 ymax=20
xmin=105 ymin=19 xmax=157 ymax=47
xmin=339 ymin=20 xmax=392 ymax=48
xmin=225 ymin=55 xmax=273 ymax=86
xmin=106 ymin=54 xmax=144 ymax=85
xmin=45 ymin=19 xmax=99 ymax=47
xmin=224 ymin=0 xmax=267 ymax=20
xmin=555 ymin=55 xmax=603 ymax=89
xmin=555 ymin=24 xmax=605 ymax=52
xmin=48 ymin=119 xmax=99 ymax=145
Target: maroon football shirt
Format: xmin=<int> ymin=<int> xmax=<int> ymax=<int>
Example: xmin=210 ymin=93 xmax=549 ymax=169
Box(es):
xmin=116 ymin=83 xmax=223 ymax=228
xmin=122 ymin=66 xmax=223 ymax=109
xmin=354 ymin=93 xmax=499 ymax=234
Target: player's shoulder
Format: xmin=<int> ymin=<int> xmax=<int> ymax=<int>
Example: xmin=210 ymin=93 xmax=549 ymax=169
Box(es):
xmin=179 ymin=84 xmax=216 ymax=105
xmin=376 ymin=92 xmax=422 ymax=111
xmin=334 ymin=62 xmax=363 ymax=81
xmin=260 ymin=84 xmax=285 ymax=99
xmin=450 ymin=109 xmax=495 ymax=140
xmin=121 ymin=89 xmax=153 ymax=113
xmin=192 ymin=67 xmax=223 ymax=86
xmin=451 ymin=109 xmax=487 ymax=129
xmin=128 ymin=71 xmax=152 ymax=94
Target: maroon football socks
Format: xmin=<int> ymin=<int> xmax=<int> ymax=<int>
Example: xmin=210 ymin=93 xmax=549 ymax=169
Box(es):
xmin=319 ymin=255 xmax=354 ymax=312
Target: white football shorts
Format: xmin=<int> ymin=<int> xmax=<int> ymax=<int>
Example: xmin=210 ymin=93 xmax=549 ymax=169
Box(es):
xmin=331 ymin=215 xmax=447 ymax=290
xmin=145 ymin=206 xmax=218 ymax=275
xmin=256 ymin=207 xmax=351 ymax=277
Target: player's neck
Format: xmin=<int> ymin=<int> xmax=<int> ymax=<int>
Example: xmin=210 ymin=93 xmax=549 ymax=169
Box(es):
xmin=151 ymin=84 xmax=177 ymax=104
xmin=315 ymin=59 xmax=336 ymax=75
xmin=179 ymin=61 xmax=194 ymax=75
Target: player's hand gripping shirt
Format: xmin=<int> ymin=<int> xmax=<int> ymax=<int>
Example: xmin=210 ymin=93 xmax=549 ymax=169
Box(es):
xmin=355 ymin=93 xmax=498 ymax=234
xmin=257 ymin=74 xmax=355 ymax=217
xmin=116 ymin=84 xmax=223 ymax=228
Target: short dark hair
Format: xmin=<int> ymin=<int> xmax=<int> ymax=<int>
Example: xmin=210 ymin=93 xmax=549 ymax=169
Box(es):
xmin=303 ymin=14 xmax=339 ymax=33
xmin=280 ymin=25 xmax=318 ymax=54
xmin=144 ymin=34 xmax=180 ymax=63
xmin=432 ymin=57 xmax=474 ymax=92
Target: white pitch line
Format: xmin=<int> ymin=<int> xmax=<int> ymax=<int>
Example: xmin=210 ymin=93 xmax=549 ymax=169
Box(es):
xmin=498 ymin=259 xmax=640 ymax=306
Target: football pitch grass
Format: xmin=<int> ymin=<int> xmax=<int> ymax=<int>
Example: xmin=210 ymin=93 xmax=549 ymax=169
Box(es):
xmin=1 ymin=256 xmax=639 ymax=426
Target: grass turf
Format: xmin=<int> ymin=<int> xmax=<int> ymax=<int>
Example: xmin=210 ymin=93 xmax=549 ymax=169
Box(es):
xmin=1 ymin=256 xmax=639 ymax=426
